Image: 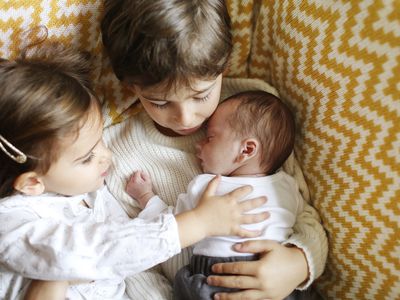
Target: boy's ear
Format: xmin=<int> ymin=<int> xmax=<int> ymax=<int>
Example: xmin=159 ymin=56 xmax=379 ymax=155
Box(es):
xmin=236 ymin=138 xmax=259 ymax=163
xmin=124 ymin=83 xmax=139 ymax=94
xmin=13 ymin=172 xmax=45 ymax=196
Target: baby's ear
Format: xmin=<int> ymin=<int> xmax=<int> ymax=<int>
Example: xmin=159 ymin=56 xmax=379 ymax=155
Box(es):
xmin=13 ymin=172 xmax=45 ymax=196
xmin=236 ymin=138 xmax=259 ymax=163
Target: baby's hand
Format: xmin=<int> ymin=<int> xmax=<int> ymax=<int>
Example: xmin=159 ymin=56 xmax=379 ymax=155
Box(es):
xmin=126 ymin=171 xmax=155 ymax=208
xmin=195 ymin=175 xmax=269 ymax=238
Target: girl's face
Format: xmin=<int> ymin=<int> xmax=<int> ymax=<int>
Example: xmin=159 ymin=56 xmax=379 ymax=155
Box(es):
xmin=40 ymin=106 xmax=112 ymax=196
xmin=132 ymin=74 xmax=222 ymax=136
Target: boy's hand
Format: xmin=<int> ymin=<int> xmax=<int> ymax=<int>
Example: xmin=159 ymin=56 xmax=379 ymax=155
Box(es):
xmin=207 ymin=240 xmax=309 ymax=300
xmin=126 ymin=171 xmax=155 ymax=208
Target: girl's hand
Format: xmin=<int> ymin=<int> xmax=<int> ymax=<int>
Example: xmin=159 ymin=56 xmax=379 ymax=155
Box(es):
xmin=24 ymin=280 xmax=68 ymax=300
xmin=207 ymin=240 xmax=309 ymax=300
xmin=176 ymin=175 xmax=269 ymax=248
xmin=126 ymin=171 xmax=155 ymax=208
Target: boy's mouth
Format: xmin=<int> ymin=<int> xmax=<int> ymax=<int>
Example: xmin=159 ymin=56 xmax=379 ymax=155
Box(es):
xmin=175 ymin=125 xmax=201 ymax=135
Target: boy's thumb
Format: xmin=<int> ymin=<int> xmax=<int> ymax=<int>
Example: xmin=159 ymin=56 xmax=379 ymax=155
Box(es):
xmin=233 ymin=239 xmax=279 ymax=253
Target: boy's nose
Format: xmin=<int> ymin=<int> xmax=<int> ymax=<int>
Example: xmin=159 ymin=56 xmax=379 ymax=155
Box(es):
xmin=175 ymin=104 xmax=195 ymax=127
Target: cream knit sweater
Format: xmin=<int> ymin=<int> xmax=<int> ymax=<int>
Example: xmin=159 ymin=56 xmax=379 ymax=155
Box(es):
xmin=104 ymin=78 xmax=328 ymax=299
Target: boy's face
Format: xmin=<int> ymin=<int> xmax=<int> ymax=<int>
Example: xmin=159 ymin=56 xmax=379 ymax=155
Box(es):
xmin=196 ymin=100 xmax=243 ymax=175
xmin=40 ymin=106 xmax=112 ymax=196
xmin=132 ymin=74 xmax=222 ymax=136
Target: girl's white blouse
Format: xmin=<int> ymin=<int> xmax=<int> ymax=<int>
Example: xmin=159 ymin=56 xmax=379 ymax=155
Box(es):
xmin=0 ymin=186 xmax=180 ymax=299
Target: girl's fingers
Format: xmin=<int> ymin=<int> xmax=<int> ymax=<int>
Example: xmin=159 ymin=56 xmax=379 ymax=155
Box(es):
xmin=235 ymin=227 xmax=262 ymax=238
xmin=239 ymin=196 xmax=267 ymax=211
xmin=240 ymin=212 xmax=269 ymax=224
xmin=227 ymin=184 xmax=253 ymax=199
xmin=202 ymin=175 xmax=221 ymax=197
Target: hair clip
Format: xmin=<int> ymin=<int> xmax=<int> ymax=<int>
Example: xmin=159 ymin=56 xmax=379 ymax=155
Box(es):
xmin=0 ymin=134 xmax=27 ymax=164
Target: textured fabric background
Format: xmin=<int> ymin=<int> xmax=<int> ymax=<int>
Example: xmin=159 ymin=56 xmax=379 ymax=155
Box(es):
xmin=0 ymin=1 xmax=398 ymax=299
xmin=224 ymin=1 xmax=399 ymax=299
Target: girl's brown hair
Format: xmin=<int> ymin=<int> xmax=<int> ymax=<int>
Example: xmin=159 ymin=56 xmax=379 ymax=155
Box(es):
xmin=0 ymin=44 xmax=100 ymax=197
xmin=226 ymin=91 xmax=296 ymax=175
xmin=101 ymin=0 xmax=232 ymax=89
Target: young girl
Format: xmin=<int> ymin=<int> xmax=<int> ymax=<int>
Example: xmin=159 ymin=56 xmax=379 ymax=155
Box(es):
xmin=101 ymin=0 xmax=328 ymax=299
xmin=0 ymin=44 xmax=267 ymax=299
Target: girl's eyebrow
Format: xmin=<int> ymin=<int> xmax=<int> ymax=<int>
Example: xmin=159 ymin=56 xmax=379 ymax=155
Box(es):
xmin=142 ymin=81 xmax=217 ymax=102
xmin=74 ymin=139 xmax=101 ymax=162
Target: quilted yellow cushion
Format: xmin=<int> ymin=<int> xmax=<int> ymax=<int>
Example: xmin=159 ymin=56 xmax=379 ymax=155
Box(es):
xmin=0 ymin=1 xmax=398 ymax=299
xmin=226 ymin=0 xmax=399 ymax=299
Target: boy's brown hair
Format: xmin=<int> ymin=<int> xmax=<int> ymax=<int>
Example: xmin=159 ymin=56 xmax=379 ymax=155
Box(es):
xmin=0 ymin=44 xmax=100 ymax=197
xmin=226 ymin=91 xmax=296 ymax=175
xmin=101 ymin=0 xmax=232 ymax=89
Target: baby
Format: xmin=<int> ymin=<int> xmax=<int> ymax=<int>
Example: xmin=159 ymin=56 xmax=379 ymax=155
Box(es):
xmin=127 ymin=90 xmax=304 ymax=299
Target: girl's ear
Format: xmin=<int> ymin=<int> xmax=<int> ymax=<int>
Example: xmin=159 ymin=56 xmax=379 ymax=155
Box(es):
xmin=236 ymin=138 xmax=259 ymax=163
xmin=13 ymin=172 xmax=45 ymax=196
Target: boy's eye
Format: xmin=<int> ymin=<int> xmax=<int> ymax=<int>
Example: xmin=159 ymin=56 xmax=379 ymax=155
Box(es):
xmin=82 ymin=153 xmax=95 ymax=164
xmin=194 ymin=92 xmax=211 ymax=102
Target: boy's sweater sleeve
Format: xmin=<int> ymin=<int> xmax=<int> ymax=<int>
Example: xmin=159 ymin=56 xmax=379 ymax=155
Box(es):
xmin=283 ymin=201 xmax=328 ymax=289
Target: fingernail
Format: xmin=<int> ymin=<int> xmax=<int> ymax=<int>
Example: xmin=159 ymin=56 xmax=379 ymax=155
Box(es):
xmin=234 ymin=243 xmax=243 ymax=250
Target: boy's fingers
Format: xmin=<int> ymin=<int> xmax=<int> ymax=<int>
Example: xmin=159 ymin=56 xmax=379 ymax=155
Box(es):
xmin=207 ymin=274 xmax=259 ymax=289
xmin=203 ymin=175 xmax=221 ymax=196
xmin=233 ymin=240 xmax=278 ymax=253
xmin=212 ymin=290 xmax=266 ymax=300
xmin=211 ymin=260 xmax=258 ymax=276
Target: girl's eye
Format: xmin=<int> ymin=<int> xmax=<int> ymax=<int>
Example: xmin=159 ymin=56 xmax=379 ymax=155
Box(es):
xmin=82 ymin=153 xmax=95 ymax=164
xmin=150 ymin=102 xmax=168 ymax=109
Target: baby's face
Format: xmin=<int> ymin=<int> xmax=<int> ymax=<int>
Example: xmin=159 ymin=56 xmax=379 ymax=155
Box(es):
xmin=131 ymin=74 xmax=222 ymax=136
xmin=40 ymin=106 xmax=112 ymax=196
xmin=196 ymin=100 xmax=242 ymax=175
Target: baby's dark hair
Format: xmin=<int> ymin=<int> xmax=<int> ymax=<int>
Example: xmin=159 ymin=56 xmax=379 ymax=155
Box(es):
xmin=0 ymin=44 xmax=100 ymax=197
xmin=101 ymin=0 xmax=232 ymax=89
xmin=225 ymin=91 xmax=296 ymax=175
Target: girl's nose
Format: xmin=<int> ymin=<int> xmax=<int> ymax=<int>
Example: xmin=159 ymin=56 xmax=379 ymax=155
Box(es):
xmin=99 ymin=141 xmax=112 ymax=164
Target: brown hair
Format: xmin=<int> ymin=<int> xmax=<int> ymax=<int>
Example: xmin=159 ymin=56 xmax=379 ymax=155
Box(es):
xmin=101 ymin=0 xmax=232 ymax=89
xmin=0 ymin=44 xmax=100 ymax=197
xmin=226 ymin=91 xmax=296 ymax=175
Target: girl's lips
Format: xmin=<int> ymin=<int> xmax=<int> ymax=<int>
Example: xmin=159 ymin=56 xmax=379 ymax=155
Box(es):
xmin=101 ymin=170 xmax=109 ymax=177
